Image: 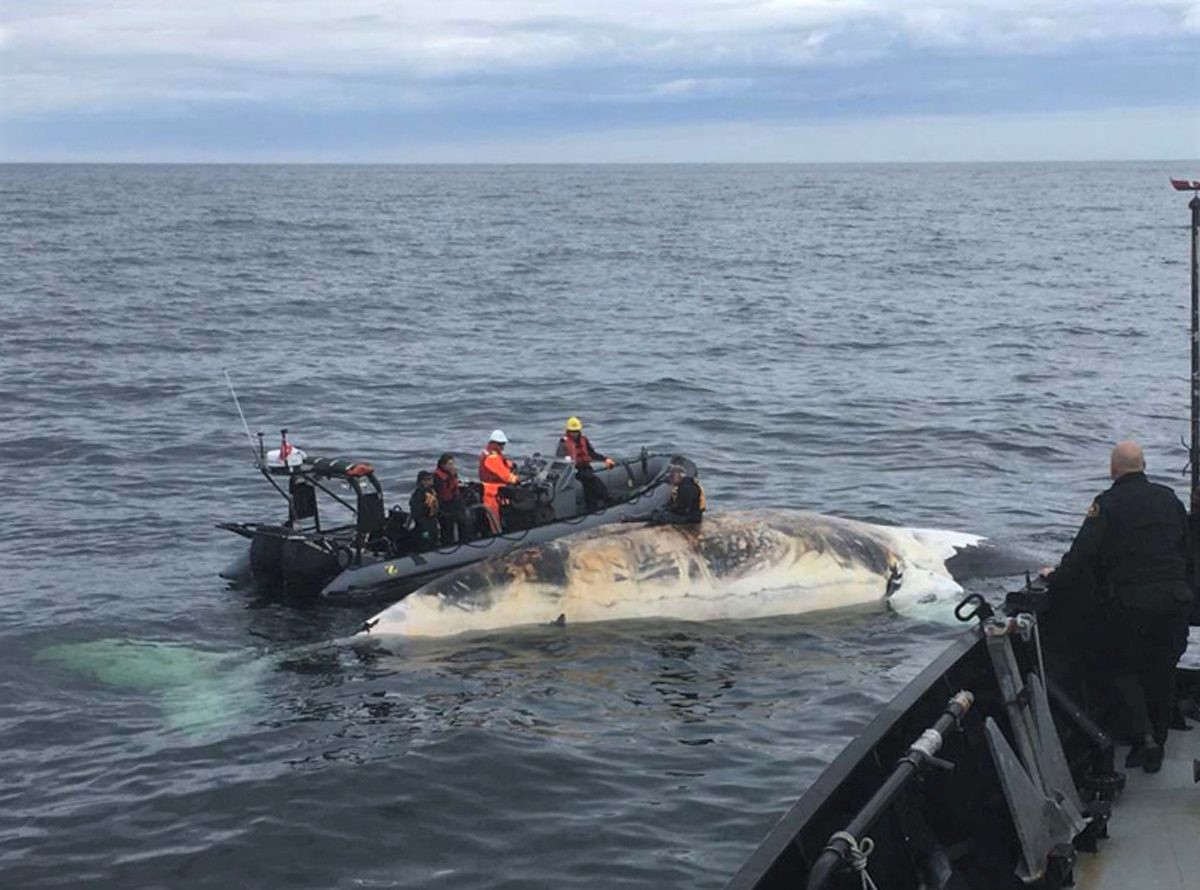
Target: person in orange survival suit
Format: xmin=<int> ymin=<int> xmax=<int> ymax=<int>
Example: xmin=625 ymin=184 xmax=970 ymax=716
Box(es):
xmin=478 ymin=429 xmax=520 ymax=532
xmin=556 ymin=416 xmax=615 ymax=511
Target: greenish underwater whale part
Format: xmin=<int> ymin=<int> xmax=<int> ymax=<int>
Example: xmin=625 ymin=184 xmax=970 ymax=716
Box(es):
xmin=36 ymin=639 xmax=270 ymax=733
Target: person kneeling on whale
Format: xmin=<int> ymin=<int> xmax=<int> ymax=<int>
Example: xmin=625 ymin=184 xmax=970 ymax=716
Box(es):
xmin=409 ymin=470 xmax=440 ymax=549
xmin=1041 ymin=440 xmax=1192 ymax=773
xmin=626 ymin=463 xmax=705 ymax=526
xmin=556 ymin=416 xmax=615 ymax=511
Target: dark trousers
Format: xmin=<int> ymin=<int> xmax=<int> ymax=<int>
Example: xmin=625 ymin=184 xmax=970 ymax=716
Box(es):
xmin=438 ymin=502 xmax=472 ymax=545
xmin=647 ymin=507 xmax=701 ymax=526
xmin=413 ymin=518 xmax=439 ymax=550
xmin=1111 ymin=605 xmax=1190 ymax=745
xmin=577 ymin=465 xmax=609 ymax=512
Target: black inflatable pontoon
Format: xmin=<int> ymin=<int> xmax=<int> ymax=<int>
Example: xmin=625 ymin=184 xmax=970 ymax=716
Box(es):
xmin=219 ymin=444 xmax=693 ymax=603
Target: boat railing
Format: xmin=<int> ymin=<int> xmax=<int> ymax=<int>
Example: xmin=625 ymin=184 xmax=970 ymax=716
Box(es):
xmin=790 ymin=593 xmax=1122 ymax=890
xmin=805 ymin=690 xmax=975 ymax=890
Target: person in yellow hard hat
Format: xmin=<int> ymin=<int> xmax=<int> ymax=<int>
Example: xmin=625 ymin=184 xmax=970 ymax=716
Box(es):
xmin=556 ymin=416 xmax=615 ymax=511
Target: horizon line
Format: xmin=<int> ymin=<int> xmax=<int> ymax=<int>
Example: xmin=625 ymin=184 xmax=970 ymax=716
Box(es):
xmin=2 ymin=157 xmax=1198 ymax=167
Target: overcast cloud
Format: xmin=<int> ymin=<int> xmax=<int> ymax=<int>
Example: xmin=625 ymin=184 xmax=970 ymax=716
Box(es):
xmin=2 ymin=0 xmax=1198 ymax=160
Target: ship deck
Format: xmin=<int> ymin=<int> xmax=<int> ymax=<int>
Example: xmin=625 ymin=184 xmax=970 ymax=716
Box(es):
xmin=1076 ymin=718 xmax=1200 ymax=889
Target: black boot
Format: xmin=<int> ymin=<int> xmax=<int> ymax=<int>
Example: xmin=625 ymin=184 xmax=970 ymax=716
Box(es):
xmin=1142 ymin=743 xmax=1164 ymax=774
xmin=1170 ymin=703 xmax=1191 ymax=731
xmin=1125 ymin=741 xmax=1150 ymax=769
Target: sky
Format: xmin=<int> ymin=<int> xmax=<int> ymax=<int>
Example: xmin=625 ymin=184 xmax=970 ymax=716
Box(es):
xmin=1 ymin=0 xmax=1198 ymax=162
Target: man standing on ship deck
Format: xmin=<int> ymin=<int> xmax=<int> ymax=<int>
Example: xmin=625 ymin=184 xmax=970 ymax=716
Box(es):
xmin=1042 ymin=441 xmax=1192 ymax=773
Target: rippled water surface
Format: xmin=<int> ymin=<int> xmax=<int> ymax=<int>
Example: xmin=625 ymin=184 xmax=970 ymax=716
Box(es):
xmin=0 ymin=162 xmax=1194 ymax=888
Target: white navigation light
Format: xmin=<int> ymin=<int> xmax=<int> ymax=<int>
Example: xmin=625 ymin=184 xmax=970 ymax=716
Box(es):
xmin=266 ymin=447 xmax=306 ymax=470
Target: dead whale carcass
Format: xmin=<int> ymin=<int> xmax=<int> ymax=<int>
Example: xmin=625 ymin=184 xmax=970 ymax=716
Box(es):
xmin=359 ymin=510 xmax=1031 ymax=638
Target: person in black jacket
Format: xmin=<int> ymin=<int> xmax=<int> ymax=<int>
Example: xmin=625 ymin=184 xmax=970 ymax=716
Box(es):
xmin=1190 ymin=487 xmax=1200 ymax=624
xmin=1043 ymin=441 xmax=1192 ymax=772
xmin=408 ymin=471 xmax=440 ymax=550
xmin=625 ymin=464 xmax=706 ymax=526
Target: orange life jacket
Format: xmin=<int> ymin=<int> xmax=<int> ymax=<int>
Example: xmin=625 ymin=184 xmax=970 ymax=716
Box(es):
xmin=479 ymin=446 xmax=518 ymax=525
xmin=433 ymin=467 xmax=460 ymax=504
xmin=560 ymin=433 xmax=595 ymax=468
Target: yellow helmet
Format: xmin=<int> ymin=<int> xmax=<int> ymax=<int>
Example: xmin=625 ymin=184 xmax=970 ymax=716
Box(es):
xmin=565 ymin=416 xmax=583 ymax=432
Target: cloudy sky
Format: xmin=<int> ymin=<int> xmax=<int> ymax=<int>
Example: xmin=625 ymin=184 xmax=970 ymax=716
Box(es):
xmin=2 ymin=0 xmax=1198 ymax=161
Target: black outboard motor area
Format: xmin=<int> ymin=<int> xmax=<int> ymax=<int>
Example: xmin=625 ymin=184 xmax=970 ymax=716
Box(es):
xmin=247 ymin=525 xmax=288 ymax=589
xmin=218 ymin=434 xmax=393 ymax=596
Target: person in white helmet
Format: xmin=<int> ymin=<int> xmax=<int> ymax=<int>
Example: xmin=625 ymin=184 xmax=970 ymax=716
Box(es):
xmin=478 ymin=429 xmax=519 ymax=531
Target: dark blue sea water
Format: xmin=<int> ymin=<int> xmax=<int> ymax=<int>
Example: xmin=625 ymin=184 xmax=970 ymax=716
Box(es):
xmin=0 ymin=162 xmax=1195 ymax=888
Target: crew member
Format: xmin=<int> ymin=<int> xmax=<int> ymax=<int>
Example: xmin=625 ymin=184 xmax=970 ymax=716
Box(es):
xmin=434 ymin=453 xmax=471 ymax=545
xmin=479 ymin=429 xmax=520 ymax=531
xmin=408 ymin=470 xmax=440 ymax=549
xmin=662 ymin=463 xmax=706 ymax=524
xmin=626 ymin=463 xmax=706 ymax=525
xmin=1190 ymin=487 xmax=1200 ymax=625
xmin=556 ymin=416 xmax=616 ymax=511
xmin=1042 ymin=441 xmax=1192 ymax=773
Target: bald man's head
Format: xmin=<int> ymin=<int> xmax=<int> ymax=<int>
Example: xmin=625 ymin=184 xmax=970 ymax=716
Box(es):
xmin=1110 ymin=440 xmax=1146 ymax=479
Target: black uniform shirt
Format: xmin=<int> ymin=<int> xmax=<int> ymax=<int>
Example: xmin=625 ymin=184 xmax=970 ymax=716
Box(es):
xmin=1051 ymin=471 xmax=1191 ymax=612
xmin=409 ymin=487 xmax=439 ymax=524
xmin=669 ymin=477 xmax=705 ymax=523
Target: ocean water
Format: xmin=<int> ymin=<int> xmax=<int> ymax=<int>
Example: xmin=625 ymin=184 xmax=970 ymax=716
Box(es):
xmin=0 ymin=162 xmax=1194 ymax=888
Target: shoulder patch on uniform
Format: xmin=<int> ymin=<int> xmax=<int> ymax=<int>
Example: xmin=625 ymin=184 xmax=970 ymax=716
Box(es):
xmin=1086 ymin=499 xmax=1100 ymax=519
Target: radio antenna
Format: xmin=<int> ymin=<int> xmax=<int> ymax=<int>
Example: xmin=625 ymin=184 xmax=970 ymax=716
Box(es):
xmin=224 ymin=369 xmax=261 ymax=464
xmin=1171 ymin=178 xmax=1200 ymax=494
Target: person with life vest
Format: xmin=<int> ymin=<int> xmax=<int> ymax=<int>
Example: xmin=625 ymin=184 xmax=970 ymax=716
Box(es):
xmin=555 ymin=416 xmax=616 ymax=511
xmin=433 ymin=453 xmax=472 ymax=545
xmin=408 ymin=470 xmax=440 ymax=549
xmin=626 ymin=463 xmax=706 ymax=525
xmin=661 ymin=463 xmax=706 ymax=524
xmin=479 ymin=430 xmax=521 ymax=531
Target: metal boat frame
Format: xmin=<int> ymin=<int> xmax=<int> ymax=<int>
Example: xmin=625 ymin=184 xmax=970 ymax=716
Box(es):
xmin=726 ymin=587 xmax=1135 ymax=890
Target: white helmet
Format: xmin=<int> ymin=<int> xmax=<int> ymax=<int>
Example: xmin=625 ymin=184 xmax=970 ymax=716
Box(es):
xmin=489 ymin=429 xmax=509 ymax=444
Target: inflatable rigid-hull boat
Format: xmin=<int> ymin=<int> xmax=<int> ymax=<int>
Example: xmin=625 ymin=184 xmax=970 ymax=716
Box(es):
xmin=220 ymin=449 xmax=694 ymax=604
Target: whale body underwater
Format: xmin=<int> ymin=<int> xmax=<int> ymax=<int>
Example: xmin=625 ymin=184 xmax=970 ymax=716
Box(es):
xmin=360 ymin=510 xmax=1033 ymax=639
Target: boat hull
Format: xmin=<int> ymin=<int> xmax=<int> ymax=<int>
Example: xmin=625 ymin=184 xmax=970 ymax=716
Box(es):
xmin=724 ymin=607 xmax=1161 ymax=890
xmin=727 ymin=626 xmax=1030 ymax=889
